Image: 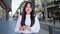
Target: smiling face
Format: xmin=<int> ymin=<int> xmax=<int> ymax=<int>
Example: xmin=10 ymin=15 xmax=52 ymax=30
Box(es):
xmin=21 ymin=2 xmax=35 ymax=27
xmin=25 ymin=3 xmax=32 ymax=14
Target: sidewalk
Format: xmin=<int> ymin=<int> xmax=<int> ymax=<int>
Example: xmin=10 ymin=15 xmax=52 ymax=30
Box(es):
xmin=40 ymin=20 xmax=60 ymax=34
xmin=38 ymin=29 xmax=49 ymax=34
xmin=40 ymin=20 xmax=60 ymax=29
xmin=0 ymin=18 xmax=49 ymax=34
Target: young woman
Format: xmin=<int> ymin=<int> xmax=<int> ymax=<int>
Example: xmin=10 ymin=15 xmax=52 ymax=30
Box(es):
xmin=15 ymin=1 xmax=40 ymax=34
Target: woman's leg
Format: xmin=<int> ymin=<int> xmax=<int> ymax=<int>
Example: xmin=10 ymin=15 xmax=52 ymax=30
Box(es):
xmin=20 ymin=33 xmax=35 ymax=34
xmin=30 ymin=33 xmax=35 ymax=34
xmin=21 ymin=33 xmax=24 ymax=34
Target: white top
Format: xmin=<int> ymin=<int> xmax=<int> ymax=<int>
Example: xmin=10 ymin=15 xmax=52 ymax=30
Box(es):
xmin=15 ymin=14 xmax=40 ymax=33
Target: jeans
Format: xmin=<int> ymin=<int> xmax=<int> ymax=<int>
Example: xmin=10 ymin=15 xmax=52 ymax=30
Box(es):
xmin=21 ymin=33 xmax=35 ymax=34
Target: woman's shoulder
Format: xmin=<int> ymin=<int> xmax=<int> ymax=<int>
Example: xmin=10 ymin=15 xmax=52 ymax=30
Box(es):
xmin=35 ymin=15 xmax=39 ymax=21
xmin=35 ymin=15 xmax=38 ymax=18
xmin=19 ymin=15 xmax=22 ymax=16
xmin=18 ymin=15 xmax=22 ymax=18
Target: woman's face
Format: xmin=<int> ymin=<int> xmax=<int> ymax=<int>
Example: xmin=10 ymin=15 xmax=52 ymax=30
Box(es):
xmin=25 ymin=3 xmax=32 ymax=14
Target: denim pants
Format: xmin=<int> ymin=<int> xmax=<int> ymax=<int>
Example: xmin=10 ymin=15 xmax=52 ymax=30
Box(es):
xmin=21 ymin=33 xmax=35 ymax=34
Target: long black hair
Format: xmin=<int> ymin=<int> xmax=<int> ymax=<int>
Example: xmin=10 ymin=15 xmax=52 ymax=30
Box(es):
xmin=21 ymin=1 xmax=35 ymax=27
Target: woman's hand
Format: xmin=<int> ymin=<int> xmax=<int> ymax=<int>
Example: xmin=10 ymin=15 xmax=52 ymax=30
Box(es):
xmin=19 ymin=26 xmax=24 ymax=30
xmin=19 ymin=25 xmax=31 ymax=31
xmin=23 ymin=25 xmax=31 ymax=31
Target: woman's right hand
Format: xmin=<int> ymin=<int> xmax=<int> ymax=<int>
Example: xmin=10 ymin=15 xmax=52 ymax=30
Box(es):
xmin=19 ymin=25 xmax=31 ymax=31
xmin=23 ymin=25 xmax=31 ymax=31
xmin=19 ymin=26 xmax=24 ymax=30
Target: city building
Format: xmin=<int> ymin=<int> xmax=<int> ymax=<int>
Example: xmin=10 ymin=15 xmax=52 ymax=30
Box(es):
xmin=0 ymin=6 xmax=6 ymax=23
xmin=41 ymin=0 xmax=60 ymax=22
xmin=0 ymin=0 xmax=11 ymax=21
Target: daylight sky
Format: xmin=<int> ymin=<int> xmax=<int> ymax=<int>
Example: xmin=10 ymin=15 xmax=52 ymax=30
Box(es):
xmin=11 ymin=0 xmax=23 ymax=16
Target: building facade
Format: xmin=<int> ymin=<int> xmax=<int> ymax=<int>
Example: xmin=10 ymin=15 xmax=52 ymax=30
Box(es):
xmin=0 ymin=6 xmax=6 ymax=23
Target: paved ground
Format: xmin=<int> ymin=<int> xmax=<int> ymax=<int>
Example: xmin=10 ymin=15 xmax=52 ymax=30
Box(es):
xmin=40 ymin=20 xmax=60 ymax=34
xmin=0 ymin=18 xmax=49 ymax=34
xmin=0 ymin=17 xmax=60 ymax=34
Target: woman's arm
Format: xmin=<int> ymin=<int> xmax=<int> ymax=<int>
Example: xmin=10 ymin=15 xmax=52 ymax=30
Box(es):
xmin=22 ymin=16 xmax=40 ymax=33
xmin=30 ymin=16 xmax=40 ymax=33
xmin=15 ymin=15 xmax=22 ymax=32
